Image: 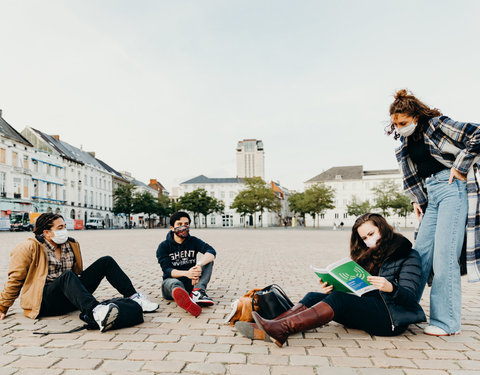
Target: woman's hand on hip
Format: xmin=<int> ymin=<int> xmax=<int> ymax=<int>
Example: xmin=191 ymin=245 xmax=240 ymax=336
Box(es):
xmin=449 ymin=167 xmax=467 ymax=184
xmin=413 ymin=203 xmax=423 ymax=221
xmin=367 ymin=276 xmax=393 ymax=292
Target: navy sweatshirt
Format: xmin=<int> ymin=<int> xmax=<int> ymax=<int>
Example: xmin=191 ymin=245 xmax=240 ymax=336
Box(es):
xmin=156 ymin=231 xmax=216 ymax=292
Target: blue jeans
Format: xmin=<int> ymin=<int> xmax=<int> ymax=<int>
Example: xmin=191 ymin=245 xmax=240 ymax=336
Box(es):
xmin=414 ymin=169 xmax=467 ymax=333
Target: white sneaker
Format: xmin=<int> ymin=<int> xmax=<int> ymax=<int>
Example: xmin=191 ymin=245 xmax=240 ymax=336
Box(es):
xmin=92 ymin=303 xmax=119 ymax=332
xmin=130 ymin=292 xmax=159 ymax=313
xmin=424 ymin=325 xmax=461 ymax=336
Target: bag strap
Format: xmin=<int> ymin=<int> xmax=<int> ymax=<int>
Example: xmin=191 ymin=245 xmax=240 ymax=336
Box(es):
xmin=269 ymin=284 xmax=294 ymax=306
xmin=33 ymin=324 xmax=90 ymax=336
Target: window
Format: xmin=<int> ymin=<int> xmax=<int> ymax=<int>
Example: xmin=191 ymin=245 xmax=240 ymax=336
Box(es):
xmin=335 ymin=213 xmax=339 ymax=219
xmin=56 ymin=167 xmax=59 ymax=177
xmin=12 ymin=152 xmax=18 ymax=167
xmin=13 ymin=178 xmax=21 ymax=194
xmin=210 ymin=191 xmax=215 ymax=197
xmin=320 ymin=213 xmax=325 ymax=219
xmin=23 ymin=179 xmax=29 ymax=198
xmin=211 ymin=216 xmax=216 ymax=225
xmin=229 ymin=191 xmax=235 ymax=198
xmin=47 ymin=164 xmax=51 ymax=175
xmin=0 ymin=148 xmax=5 ymax=164
xmin=343 ymin=213 xmax=348 ymax=218
xmin=23 ymin=155 xmax=28 ymax=169
xmin=220 ymin=191 xmax=225 ymax=199
xmin=0 ymin=172 xmax=6 ymax=193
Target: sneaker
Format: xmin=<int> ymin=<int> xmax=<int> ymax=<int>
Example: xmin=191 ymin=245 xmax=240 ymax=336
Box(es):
xmin=172 ymin=287 xmax=202 ymax=317
xmin=92 ymin=303 xmax=119 ymax=332
xmin=191 ymin=288 xmax=214 ymax=307
xmin=130 ymin=292 xmax=159 ymax=313
xmin=424 ymin=325 xmax=461 ymax=336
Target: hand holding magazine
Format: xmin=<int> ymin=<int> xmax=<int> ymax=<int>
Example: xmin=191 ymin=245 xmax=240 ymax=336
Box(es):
xmin=310 ymin=257 xmax=378 ymax=297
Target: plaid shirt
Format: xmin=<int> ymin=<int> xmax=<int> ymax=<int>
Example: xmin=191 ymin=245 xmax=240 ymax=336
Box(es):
xmin=44 ymin=239 xmax=75 ymax=283
xmin=395 ymin=116 xmax=480 ymax=282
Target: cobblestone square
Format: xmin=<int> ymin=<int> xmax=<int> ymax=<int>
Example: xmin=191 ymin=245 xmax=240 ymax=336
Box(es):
xmin=0 ymin=228 xmax=479 ymax=374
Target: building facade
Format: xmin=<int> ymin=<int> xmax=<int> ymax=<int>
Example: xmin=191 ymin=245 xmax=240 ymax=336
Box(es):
xmin=304 ymin=165 xmax=416 ymax=228
xmin=236 ymin=139 xmax=265 ymax=179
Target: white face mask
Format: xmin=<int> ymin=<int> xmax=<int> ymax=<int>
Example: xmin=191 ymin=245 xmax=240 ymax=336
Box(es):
xmin=364 ymin=232 xmax=381 ymax=248
xmin=396 ymin=120 xmax=417 ymax=137
xmin=50 ymin=228 xmax=69 ymax=244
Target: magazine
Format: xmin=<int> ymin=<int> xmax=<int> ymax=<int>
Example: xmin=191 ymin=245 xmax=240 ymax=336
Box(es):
xmin=310 ymin=257 xmax=377 ymax=297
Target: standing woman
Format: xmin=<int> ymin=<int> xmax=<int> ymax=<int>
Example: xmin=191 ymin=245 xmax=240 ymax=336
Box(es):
xmin=388 ymin=89 xmax=480 ymax=336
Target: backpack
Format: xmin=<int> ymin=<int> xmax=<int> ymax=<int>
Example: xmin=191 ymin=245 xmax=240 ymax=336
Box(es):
xmin=35 ymin=297 xmax=144 ymax=335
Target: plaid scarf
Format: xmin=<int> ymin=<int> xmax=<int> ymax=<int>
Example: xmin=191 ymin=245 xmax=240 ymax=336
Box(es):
xmin=44 ymin=239 xmax=75 ymax=283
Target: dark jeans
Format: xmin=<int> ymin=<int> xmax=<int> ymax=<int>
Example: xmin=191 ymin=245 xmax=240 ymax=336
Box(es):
xmin=162 ymin=262 xmax=214 ymax=300
xmin=39 ymin=256 xmax=137 ymax=317
xmin=299 ymin=291 xmax=407 ymax=336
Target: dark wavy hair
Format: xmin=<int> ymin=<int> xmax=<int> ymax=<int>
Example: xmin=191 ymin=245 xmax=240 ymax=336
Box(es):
xmin=385 ymin=89 xmax=442 ymax=140
xmin=33 ymin=213 xmax=64 ymax=236
xmin=169 ymin=211 xmax=191 ymax=227
xmin=350 ymin=213 xmax=396 ymax=275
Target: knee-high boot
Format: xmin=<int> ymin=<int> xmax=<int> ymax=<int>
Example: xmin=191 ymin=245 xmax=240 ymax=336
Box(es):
xmin=235 ymin=303 xmax=307 ymax=341
xmin=252 ymin=301 xmax=334 ymax=347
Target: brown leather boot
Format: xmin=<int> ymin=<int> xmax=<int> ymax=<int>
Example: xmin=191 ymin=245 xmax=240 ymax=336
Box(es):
xmin=252 ymin=302 xmax=334 ymax=347
xmin=235 ymin=304 xmax=307 ymax=341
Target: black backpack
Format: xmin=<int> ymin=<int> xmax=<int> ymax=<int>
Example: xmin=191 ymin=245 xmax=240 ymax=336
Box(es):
xmin=35 ymin=297 xmax=144 ymax=335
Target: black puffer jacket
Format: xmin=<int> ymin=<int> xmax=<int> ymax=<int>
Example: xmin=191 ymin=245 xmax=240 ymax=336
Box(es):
xmin=378 ymin=234 xmax=426 ymax=328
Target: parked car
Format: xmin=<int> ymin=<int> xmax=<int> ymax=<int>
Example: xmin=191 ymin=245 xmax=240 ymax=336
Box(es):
xmin=85 ymin=218 xmax=105 ymax=229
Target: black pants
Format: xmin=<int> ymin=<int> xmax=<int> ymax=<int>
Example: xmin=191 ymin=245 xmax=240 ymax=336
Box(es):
xmin=299 ymin=291 xmax=407 ymax=336
xmin=39 ymin=256 xmax=137 ymax=317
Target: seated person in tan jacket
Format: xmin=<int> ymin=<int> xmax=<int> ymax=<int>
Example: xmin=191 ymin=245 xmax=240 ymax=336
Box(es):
xmin=0 ymin=213 xmax=158 ymax=332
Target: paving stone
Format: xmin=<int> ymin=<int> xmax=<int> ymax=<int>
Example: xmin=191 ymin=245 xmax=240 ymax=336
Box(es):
xmin=127 ymin=350 xmax=168 ymax=361
xmin=100 ymin=359 xmax=145 ymax=372
xmin=184 ymin=363 xmax=226 ymax=374
xmin=87 ymin=349 xmax=130 ymax=360
xmin=228 ymin=364 xmax=270 ymax=375
xmin=165 ymin=351 xmax=207 ymax=362
xmin=142 ymin=360 xmax=185 ymax=372
xmin=54 ymin=358 xmax=102 ymax=370
xmin=193 ymin=343 xmax=231 ymax=353
xmin=248 ymin=354 xmax=289 ymax=365
xmin=231 ymin=344 xmax=269 ymax=354
xmin=331 ymin=356 xmax=373 ymax=367
xmin=271 ymin=366 xmax=317 ymax=375
xmin=207 ymin=353 xmax=247 ymax=364
xmin=11 ymin=356 xmax=60 ymax=368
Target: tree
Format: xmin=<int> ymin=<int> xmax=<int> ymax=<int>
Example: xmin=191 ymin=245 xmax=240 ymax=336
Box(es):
xmin=287 ymin=192 xmax=308 ymax=224
xmin=132 ymin=191 xmax=158 ymax=228
xmin=157 ymin=194 xmax=175 ymax=227
xmin=303 ymin=183 xmax=335 ymax=227
xmin=346 ymin=196 xmax=371 ymax=218
xmin=113 ymin=183 xmax=136 ymax=228
xmin=198 ymin=192 xmax=224 ymax=228
xmin=371 ymin=180 xmax=398 ymax=216
xmin=390 ymin=192 xmax=414 ymax=227
xmin=230 ymin=190 xmax=257 ymax=227
xmin=177 ymin=189 xmax=203 ymax=228
xmin=230 ymin=177 xmax=280 ymax=228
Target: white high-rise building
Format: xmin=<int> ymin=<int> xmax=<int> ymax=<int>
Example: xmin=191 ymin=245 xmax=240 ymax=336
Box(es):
xmin=236 ymin=139 xmax=264 ymax=179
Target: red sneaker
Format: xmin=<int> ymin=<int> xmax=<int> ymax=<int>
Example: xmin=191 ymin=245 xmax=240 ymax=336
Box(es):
xmin=172 ymin=287 xmax=202 ymax=317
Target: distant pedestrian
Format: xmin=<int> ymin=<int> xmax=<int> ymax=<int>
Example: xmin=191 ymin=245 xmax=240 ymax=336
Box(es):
xmin=339 ymin=222 xmax=344 ymax=231
xmin=387 ymin=89 xmax=480 ymax=336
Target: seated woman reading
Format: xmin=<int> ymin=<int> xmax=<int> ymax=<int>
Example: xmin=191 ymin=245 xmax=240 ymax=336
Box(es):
xmin=237 ymin=213 xmax=426 ymax=347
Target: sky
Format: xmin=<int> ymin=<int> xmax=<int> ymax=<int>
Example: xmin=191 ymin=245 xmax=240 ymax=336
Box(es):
xmin=1 ymin=1 xmax=479 ymax=193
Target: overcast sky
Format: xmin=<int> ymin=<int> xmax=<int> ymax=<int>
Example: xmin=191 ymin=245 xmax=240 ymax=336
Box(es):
xmin=1 ymin=1 xmax=479 ymax=192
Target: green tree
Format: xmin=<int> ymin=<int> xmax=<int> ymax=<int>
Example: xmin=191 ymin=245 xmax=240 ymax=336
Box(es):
xmin=230 ymin=190 xmax=257 ymax=227
xmin=390 ymin=192 xmax=414 ymax=227
xmin=230 ymin=177 xmax=280 ymax=228
xmin=371 ymin=180 xmax=399 ymax=217
xmin=287 ymin=192 xmax=308 ymax=225
xmin=157 ymin=194 xmax=175 ymax=227
xmin=132 ymin=191 xmax=158 ymax=228
xmin=197 ymin=192 xmax=225 ymax=228
xmin=177 ymin=189 xmax=203 ymax=228
xmin=304 ymin=183 xmax=335 ymax=228
xmin=346 ymin=196 xmax=371 ymax=218
xmin=113 ymin=183 xmax=136 ymax=228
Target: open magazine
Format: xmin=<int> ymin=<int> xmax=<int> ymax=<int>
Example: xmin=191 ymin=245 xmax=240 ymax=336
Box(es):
xmin=310 ymin=257 xmax=377 ymax=297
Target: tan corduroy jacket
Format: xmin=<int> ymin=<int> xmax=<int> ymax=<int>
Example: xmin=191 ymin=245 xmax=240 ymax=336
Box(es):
xmin=0 ymin=237 xmax=83 ymax=319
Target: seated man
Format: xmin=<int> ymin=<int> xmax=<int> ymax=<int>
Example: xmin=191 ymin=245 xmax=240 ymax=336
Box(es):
xmin=156 ymin=211 xmax=216 ymax=317
xmin=0 ymin=213 xmax=158 ymax=332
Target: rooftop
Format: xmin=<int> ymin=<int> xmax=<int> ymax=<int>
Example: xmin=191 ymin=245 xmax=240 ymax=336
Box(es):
xmin=181 ymin=175 xmax=244 ymax=185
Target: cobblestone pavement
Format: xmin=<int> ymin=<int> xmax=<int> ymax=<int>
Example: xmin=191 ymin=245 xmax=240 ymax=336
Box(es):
xmin=0 ymin=228 xmax=479 ymax=375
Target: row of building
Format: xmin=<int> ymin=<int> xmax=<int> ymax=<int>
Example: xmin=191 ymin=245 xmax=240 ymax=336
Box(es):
xmin=0 ymin=110 xmax=166 ymax=229
xmin=1 ymin=111 xmax=415 ymax=230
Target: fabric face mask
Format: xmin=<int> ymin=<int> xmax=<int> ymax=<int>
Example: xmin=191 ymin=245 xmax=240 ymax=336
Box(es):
xmin=173 ymin=225 xmax=190 ymax=238
xmin=51 ymin=228 xmax=69 ymax=244
xmin=364 ymin=232 xmax=381 ymax=248
xmin=396 ymin=120 xmax=417 ymax=137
